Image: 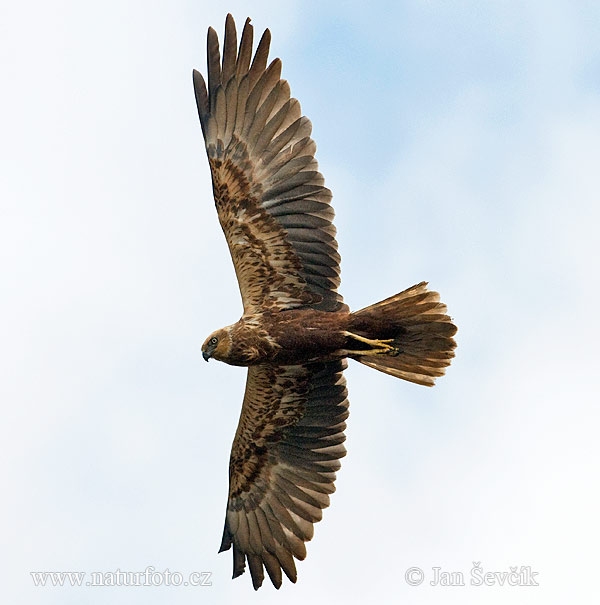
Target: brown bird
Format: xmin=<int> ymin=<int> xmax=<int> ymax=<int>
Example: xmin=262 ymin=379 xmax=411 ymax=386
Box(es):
xmin=193 ymin=14 xmax=457 ymax=590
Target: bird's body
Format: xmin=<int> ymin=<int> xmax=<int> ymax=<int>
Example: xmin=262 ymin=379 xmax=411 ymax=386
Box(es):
xmin=204 ymin=310 xmax=349 ymax=366
xmin=193 ymin=14 xmax=458 ymax=590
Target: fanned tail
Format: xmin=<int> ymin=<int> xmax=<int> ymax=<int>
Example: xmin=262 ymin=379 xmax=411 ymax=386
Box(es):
xmin=349 ymin=282 xmax=457 ymax=386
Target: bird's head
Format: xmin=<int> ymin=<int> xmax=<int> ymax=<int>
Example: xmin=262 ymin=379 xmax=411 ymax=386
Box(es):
xmin=201 ymin=327 xmax=232 ymax=362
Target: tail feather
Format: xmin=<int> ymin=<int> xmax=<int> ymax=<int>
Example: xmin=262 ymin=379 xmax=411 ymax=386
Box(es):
xmin=350 ymin=282 xmax=457 ymax=387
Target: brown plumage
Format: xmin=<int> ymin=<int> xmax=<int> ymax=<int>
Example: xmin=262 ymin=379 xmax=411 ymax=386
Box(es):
xmin=193 ymin=14 xmax=457 ymax=590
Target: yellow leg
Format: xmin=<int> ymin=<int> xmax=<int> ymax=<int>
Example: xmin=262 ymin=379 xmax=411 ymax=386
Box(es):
xmin=343 ymin=331 xmax=393 ymax=347
xmin=344 ymin=347 xmax=394 ymax=356
xmin=343 ymin=331 xmax=400 ymax=356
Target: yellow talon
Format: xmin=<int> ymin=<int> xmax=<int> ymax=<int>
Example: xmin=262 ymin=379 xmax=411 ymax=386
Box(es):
xmin=343 ymin=331 xmax=401 ymax=356
xmin=343 ymin=331 xmax=394 ymax=348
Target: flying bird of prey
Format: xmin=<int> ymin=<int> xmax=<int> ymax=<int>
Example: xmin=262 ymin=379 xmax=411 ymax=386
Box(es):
xmin=193 ymin=14 xmax=457 ymax=590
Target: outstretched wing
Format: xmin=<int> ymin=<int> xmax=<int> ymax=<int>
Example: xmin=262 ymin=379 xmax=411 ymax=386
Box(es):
xmin=193 ymin=14 xmax=345 ymax=314
xmin=219 ymin=360 xmax=349 ymax=589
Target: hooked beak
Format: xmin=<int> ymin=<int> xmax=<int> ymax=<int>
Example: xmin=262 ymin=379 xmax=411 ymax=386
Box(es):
xmin=202 ymin=351 xmax=211 ymax=362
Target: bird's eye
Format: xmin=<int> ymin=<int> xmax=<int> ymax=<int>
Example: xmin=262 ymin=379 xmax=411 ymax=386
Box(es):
xmin=210 ymin=337 xmax=218 ymax=345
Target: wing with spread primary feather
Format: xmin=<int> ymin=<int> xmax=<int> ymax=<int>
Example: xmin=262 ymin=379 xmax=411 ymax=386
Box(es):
xmin=219 ymin=360 xmax=349 ymax=589
xmin=193 ymin=14 xmax=346 ymax=314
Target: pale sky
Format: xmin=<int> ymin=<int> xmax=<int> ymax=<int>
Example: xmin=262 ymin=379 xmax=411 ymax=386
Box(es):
xmin=2 ymin=1 xmax=599 ymax=603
